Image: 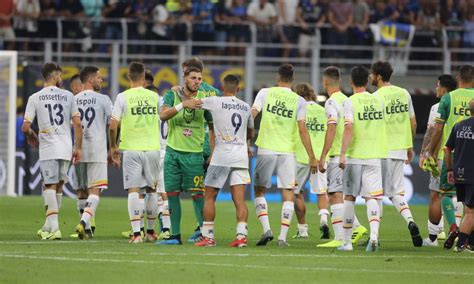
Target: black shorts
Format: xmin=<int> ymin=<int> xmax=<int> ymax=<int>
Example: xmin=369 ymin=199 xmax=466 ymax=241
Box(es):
xmin=455 ymin=183 xmax=474 ymax=208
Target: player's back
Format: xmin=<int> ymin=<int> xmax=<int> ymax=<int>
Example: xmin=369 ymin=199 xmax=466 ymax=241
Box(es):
xmin=24 ymin=86 xmax=78 ymax=161
xmin=202 ymin=96 xmax=252 ymax=167
xmin=75 ymin=90 xmax=113 ymax=163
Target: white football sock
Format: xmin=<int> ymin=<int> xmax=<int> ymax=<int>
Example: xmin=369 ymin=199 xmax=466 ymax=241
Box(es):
xmin=77 ymin=198 xmax=87 ymax=218
xmin=162 ymin=199 xmax=171 ymax=230
xmin=236 ymin=222 xmax=248 ymax=239
xmin=44 ymin=189 xmax=59 ymax=232
xmin=392 ymin=194 xmax=414 ymax=224
xmin=428 ymin=220 xmax=441 ymax=236
xmin=439 ymin=214 xmax=445 ymax=232
xmin=56 ymin=193 xmax=62 ymax=209
xmin=353 ymin=214 xmax=361 ymax=228
xmin=454 ymin=201 xmax=463 ymax=227
xmin=254 ymin=197 xmax=271 ymax=233
xmin=81 ymin=194 xmax=100 ymax=227
xmin=202 ymin=221 xmax=214 ymax=239
xmin=146 ymin=192 xmax=158 ymax=232
xmin=128 ymin=192 xmax=141 ymax=233
xmin=139 ymin=198 xmax=145 ymax=230
xmin=377 ymin=199 xmax=383 ymax=219
xmin=319 ymin=209 xmax=330 ymax=226
xmin=278 ymin=201 xmax=294 ymax=241
xmin=157 ymin=195 xmax=164 ymax=215
xmin=342 ymin=200 xmax=355 ymax=244
xmin=366 ymin=199 xmax=380 ymax=241
xmin=297 ymin=223 xmax=308 ymax=235
xmin=41 ymin=190 xmax=51 ymax=232
xmin=330 ymin=203 xmax=344 ymax=241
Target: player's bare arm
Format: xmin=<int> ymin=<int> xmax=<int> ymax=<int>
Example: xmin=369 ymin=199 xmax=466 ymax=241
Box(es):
xmin=109 ymin=118 xmax=121 ymax=167
xmin=428 ymin=123 xmax=444 ymax=158
xmin=21 ymin=121 xmax=39 ymax=147
xmin=319 ymin=123 xmax=336 ymax=173
xmin=247 ymin=127 xmax=255 ymax=157
xmin=298 ymin=120 xmax=318 ymax=173
xmin=339 ymin=123 xmax=353 ymax=170
xmin=160 ymin=99 xmax=203 ymax=121
xmin=72 ymin=115 xmax=83 ymax=164
xmin=207 ymin=123 xmax=215 ymax=164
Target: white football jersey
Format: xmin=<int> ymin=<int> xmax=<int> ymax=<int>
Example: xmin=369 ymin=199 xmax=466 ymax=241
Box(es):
xmin=202 ymin=96 xmax=254 ymax=168
xmin=24 ymin=86 xmax=79 ymax=161
xmin=75 ymin=90 xmax=113 ymax=162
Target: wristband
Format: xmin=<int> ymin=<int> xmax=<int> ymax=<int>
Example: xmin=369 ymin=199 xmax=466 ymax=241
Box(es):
xmin=175 ymin=103 xmax=184 ymax=112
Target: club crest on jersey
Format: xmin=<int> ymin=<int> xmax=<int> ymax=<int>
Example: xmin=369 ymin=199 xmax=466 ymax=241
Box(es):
xmin=183 ymin=128 xmax=193 ymax=137
xmin=183 ymin=108 xmax=196 ymax=123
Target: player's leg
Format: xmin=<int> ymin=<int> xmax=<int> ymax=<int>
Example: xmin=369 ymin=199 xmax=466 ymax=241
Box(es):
xmin=452 ymin=195 xmax=464 ymax=227
xmin=142 ymin=151 xmax=162 ymax=242
xmin=39 ymin=160 xmax=61 ymax=240
xmin=156 ymin=149 xmax=183 ymax=245
xmin=384 ymin=159 xmax=422 ymax=247
xmin=195 ymin=165 xmax=229 ymax=246
xmin=338 ymin=164 xmax=362 ymax=251
xmin=361 ymin=164 xmax=384 ymax=252
xmin=440 ymin=161 xmax=458 ymax=240
xmin=229 ymin=169 xmax=250 ymax=247
xmin=309 ymin=168 xmax=330 ymax=239
xmin=453 ymin=184 xmax=472 ymax=251
xmin=157 ymin=150 xmax=171 ymax=239
xmin=294 ymin=163 xmax=310 ymax=239
xmin=424 ymin=175 xmax=443 ymax=246
xmin=254 ymin=154 xmax=277 ymax=245
xmin=276 ymin=155 xmax=297 ymax=246
xmin=181 ymin=151 xmax=206 ymax=242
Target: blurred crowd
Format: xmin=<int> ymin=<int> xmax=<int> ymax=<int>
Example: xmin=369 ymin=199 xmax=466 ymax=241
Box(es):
xmin=1 ymin=0 xmax=474 ymax=58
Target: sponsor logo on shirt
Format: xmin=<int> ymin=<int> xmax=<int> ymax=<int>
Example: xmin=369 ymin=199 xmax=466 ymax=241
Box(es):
xmin=266 ymin=100 xmax=294 ymax=118
xmin=183 ymin=128 xmax=193 ymax=137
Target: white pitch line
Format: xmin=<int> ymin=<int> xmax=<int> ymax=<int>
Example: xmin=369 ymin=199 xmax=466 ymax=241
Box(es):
xmin=0 ymin=253 xmax=472 ymax=277
xmin=1 ymin=250 xmax=473 ymax=260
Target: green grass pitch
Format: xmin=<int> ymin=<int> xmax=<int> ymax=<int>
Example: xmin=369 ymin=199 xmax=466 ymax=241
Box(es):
xmin=0 ymin=196 xmax=472 ymax=283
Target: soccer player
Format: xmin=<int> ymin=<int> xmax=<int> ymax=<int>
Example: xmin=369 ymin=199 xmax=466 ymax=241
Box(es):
xmin=23 ymin=62 xmax=83 ymax=240
xmin=175 ymin=58 xmax=222 ymax=242
xmin=69 ymin=74 xmax=83 ymax=95
xmin=419 ymin=74 xmax=458 ymax=246
xmin=194 ymin=75 xmax=254 ymax=247
xmin=371 ymin=61 xmax=422 ymax=247
xmin=318 ymin=67 xmax=368 ymax=248
xmin=427 ymin=65 xmax=474 ymax=249
xmin=445 ymin=99 xmax=474 ymax=252
xmin=73 ymin=66 xmax=113 ymax=239
xmin=156 ymin=67 xmax=214 ymax=245
xmin=292 ymin=83 xmax=330 ymax=239
xmin=144 ymin=69 xmax=171 ymax=240
xmin=338 ymin=66 xmax=386 ymax=252
xmin=109 ymin=62 xmax=161 ymax=243
xmin=251 ymin=64 xmax=317 ymax=247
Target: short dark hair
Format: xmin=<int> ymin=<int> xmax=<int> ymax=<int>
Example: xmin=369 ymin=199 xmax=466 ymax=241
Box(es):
xmin=182 ymin=57 xmax=204 ymax=72
xmin=278 ymin=64 xmax=294 ymax=83
xmin=351 ymin=66 xmax=369 ymax=87
xmin=41 ymin=62 xmax=62 ymax=81
xmin=145 ymin=69 xmax=154 ymax=84
xmin=70 ymin=74 xmax=81 ymax=84
xmin=458 ymin=65 xmax=473 ymax=83
xmin=371 ymin=61 xmax=393 ymax=82
xmin=184 ymin=66 xmax=202 ymax=77
xmin=79 ymin=66 xmax=99 ymax=83
xmin=145 ymin=84 xmax=159 ymax=93
xmin=322 ymin=66 xmax=340 ymax=81
xmin=223 ymin=74 xmax=239 ymax=92
xmin=438 ymin=74 xmax=457 ymax=92
xmin=128 ymin=62 xmax=145 ymax=82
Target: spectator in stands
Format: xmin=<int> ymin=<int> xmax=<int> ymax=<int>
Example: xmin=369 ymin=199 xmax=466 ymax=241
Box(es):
xmin=80 ymin=0 xmax=104 ymax=52
xmin=370 ymin=0 xmax=391 ymax=23
xmin=129 ymin=0 xmax=152 ymax=53
xmin=247 ymin=0 xmax=278 ymax=56
xmin=228 ymin=0 xmax=249 ymax=55
xmin=169 ymin=0 xmax=192 ymax=41
xmin=277 ymin=0 xmax=299 ymax=59
xmin=327 ymin=0 xmax=353 ymax=58
xmin=102 ymin=0 xmax=131 ymax=45
xmin=441 ymin=0 xmax=463 ymax=63
xmin=296 ymin=0 xmax=327 ymax=58
xmin=151 ymin=0 xmax=172 ymax=49
xmin=462 ymin=4 xmax=474 ymax=61
xmin=214 ymin=0 xmax=231 ymax=55
xmin=412 ymin=0 xmax=442 ymax=65
xmin=14 ymin=0 xmax=41 ymax=51
xmin=352 ymin=0 xmax=371 ymax=58
xmin=393 ymin=0 xmax=417 ymax=24
xmin=57 ymin=0 xmax=85 ymax=52
xmin=0 ymin=0 xmax=16 ymax=50
xmin=192 ymin=0 xmax=216 ymax=54
xmin=38 ymin=0 xmax=57 ymax=39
